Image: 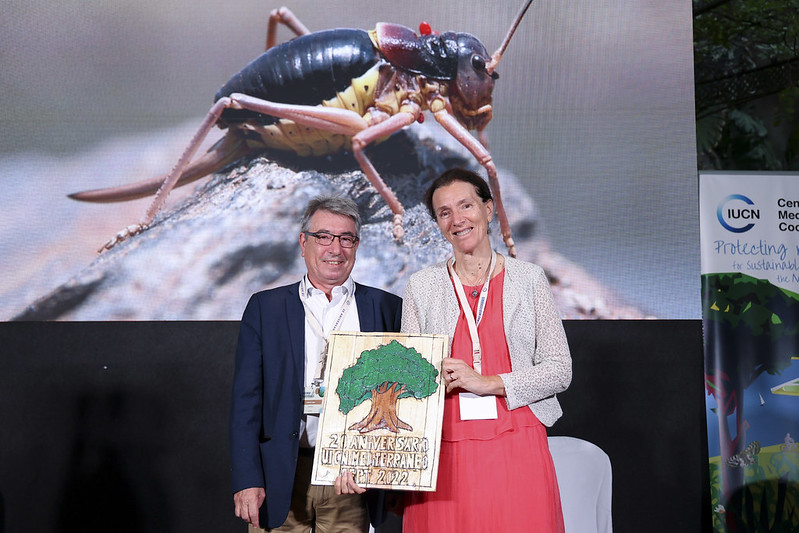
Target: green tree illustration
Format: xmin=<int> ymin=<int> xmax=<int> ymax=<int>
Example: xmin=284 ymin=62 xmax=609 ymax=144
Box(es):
xmin=336 ymin=340 xmax=439 ymax=434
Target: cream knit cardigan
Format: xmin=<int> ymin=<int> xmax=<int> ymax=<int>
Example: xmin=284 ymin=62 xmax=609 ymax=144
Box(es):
xmin=401 ymin=255 xmax=572 ymax=427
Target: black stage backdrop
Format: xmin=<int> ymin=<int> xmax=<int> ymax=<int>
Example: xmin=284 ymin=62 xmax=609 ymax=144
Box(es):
xmin=0 ymin=320 xmax=711 ymax=532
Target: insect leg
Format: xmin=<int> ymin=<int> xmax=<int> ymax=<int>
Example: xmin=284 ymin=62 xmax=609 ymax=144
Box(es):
xmin=102 ymin=94 xmax=371 ymax=250
xmin=234 ymin=92 xmax=414 ymax=240
xmin=98 ymin=98 xmax=238 ymax=251
xmin=432 ymin=109 xmax=517 ymax=258
xmin=351 ymin=108 xmax=421 ymax=241
xmin=229 ymin=93 xmax=369 ymax=136
xmin=70 ymin=132 xmax=251 ymax=203
xmin=266 ymin=6 xmax=311 ymax=50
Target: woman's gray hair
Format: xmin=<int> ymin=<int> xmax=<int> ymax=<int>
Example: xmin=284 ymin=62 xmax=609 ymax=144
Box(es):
xmin=300 ymin=196 xmax=362 ymax=235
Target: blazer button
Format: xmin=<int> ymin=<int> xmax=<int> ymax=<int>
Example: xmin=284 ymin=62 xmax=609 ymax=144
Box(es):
xmin=290 ymin=431 xmax=299 ymax=439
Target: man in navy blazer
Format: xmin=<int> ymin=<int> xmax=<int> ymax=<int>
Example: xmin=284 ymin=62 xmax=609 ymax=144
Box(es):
xmin=230 ymin=196 xmax=402 ymax=532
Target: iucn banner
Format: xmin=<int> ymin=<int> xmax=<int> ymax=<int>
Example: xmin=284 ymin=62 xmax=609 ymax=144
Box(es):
xmin=699 ymin=172 xmax=799 ymax=531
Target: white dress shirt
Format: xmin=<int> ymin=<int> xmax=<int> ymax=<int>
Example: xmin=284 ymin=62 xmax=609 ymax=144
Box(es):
xmin=299 ymin=275 xmax=360 ymax=447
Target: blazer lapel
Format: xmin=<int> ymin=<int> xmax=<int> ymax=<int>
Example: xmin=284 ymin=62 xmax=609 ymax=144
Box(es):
xmin=285 ymin=282 xmax=305 ymax=388
xmin=354 ymin=283 xmax=376 ymax=332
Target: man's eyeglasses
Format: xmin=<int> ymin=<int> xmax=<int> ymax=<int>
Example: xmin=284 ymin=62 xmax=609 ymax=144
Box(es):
xmin=304 ymin=231 xmax=359 ymax=248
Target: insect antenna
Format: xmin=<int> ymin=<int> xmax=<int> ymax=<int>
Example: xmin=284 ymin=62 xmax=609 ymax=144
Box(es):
xmin=486 ymin=0 xmax=534 ymax=75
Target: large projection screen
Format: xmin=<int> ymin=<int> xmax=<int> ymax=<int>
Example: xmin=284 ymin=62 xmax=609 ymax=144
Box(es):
xmin=0 ymin=0 xmax=698 ymax=319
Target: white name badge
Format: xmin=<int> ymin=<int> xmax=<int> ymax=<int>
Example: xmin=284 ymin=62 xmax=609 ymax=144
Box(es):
xmin=303 ymin=385 xmax=325 ymax=415
xmin=458 ymin=392 xmax=498 ymax=420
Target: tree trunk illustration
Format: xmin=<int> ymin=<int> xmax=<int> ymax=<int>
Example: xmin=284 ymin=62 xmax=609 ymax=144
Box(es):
xmin=348 ymin=382 xmax=412 ymax=433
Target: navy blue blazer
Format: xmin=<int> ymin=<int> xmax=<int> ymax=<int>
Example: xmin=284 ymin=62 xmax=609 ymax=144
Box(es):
xmin=229 ymin=281 xmax=402 ymax=529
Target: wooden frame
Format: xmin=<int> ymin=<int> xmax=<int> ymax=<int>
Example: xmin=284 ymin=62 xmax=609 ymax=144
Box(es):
xmin=311 ymin=331 xmax=447 ymax=491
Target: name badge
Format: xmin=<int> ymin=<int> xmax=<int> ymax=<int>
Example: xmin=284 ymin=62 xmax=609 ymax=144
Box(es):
xmin=458 ymin=392 xmax=498 ymax=420
xmin=303 ymin=384 xmax=325 ymax=415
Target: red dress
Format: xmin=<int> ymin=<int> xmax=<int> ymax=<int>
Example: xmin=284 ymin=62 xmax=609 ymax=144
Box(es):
xmin=403 ymin=272 xmax=564 ymax=532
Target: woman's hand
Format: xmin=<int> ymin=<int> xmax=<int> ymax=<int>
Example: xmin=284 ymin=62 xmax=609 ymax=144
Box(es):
xmin=442 ymin=358 xmax=506 ymax=396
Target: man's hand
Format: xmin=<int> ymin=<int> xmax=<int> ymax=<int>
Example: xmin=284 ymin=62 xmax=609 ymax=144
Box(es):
xmin=234 ymin=487 xmax=266 ymax=528
xmin=334 ymin=471 xmax=366 ymax=494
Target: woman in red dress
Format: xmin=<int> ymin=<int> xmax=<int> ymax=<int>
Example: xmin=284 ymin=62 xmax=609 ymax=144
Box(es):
xmin=400 ymin=168 xmax=572 ymax=532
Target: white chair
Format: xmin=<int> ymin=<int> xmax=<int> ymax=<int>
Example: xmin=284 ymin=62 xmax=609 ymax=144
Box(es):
xmin=548 ymin=436 xmax=613 ymax=533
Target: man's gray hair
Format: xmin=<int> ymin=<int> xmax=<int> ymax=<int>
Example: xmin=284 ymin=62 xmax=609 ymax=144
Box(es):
xmin=300 ymin=196 xmax=362 ymax=235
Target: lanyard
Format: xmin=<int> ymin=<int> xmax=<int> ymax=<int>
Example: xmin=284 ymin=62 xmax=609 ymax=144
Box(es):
xmin=299 ymin=277 xmax=354 ymax=383
xmin=447 ymin=251 xmax=497 ymax=375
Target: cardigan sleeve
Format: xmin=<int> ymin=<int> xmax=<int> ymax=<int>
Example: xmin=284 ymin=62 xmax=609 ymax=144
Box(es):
xmin=499 ymin=264 xmax=572 ymax=411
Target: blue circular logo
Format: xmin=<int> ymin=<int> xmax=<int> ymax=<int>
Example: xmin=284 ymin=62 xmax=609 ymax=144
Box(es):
xmin=717 ymin=194 xmax=756 ymax=233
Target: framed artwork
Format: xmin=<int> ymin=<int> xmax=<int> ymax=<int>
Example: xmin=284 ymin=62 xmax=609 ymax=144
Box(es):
xmin=312 ymin=331 xmax=447 ymax=491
